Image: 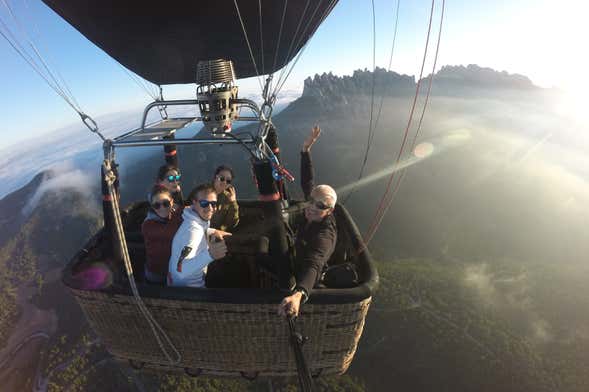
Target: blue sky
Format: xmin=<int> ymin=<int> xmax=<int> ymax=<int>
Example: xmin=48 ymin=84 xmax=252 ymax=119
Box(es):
xmin=0 ymin=0 xmax=586 ymax=149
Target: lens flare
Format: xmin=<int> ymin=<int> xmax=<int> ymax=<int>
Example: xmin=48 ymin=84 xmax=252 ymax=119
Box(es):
xmin=413 ymin=142 xmax=434 ymax=158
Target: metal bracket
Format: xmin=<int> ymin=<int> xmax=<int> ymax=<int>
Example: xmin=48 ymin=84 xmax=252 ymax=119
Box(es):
xmin=80 ymin=112 xmax=106 ymax=141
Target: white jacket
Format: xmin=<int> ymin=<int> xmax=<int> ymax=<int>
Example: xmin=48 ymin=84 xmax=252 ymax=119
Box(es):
xmin=167 ymin=208 xmax=215 ymax=288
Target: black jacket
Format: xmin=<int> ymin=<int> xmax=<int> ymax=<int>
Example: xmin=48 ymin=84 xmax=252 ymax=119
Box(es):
xmin=294 ymin=151 xmax=337 ymax=295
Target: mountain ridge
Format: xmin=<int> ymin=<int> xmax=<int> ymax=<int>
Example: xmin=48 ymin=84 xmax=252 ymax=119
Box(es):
xmin=302 ymin=64 xmax=539 ymax=103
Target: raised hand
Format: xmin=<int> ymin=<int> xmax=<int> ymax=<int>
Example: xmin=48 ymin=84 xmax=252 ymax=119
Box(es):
xmin=226 ymin=185 xmax=237 ymax=202
xmin=302 ymin=125 xmax=321 ymax=152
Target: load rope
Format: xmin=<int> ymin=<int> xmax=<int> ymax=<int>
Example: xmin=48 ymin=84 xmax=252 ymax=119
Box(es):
xmin=371 ymin=0 xmax=401 ymax=140
xmin=233 ymin=0 xmax=264 ymax=91
xmin=0 ymin=0 xmax=104 ymax=139
xmin=271 ymin=0 xmax=337 ymax=98
xmin=271 ymin=0 xmax=311 ymax=94
xmin=20 ymin=0 xmax=82 ymax=111
xmin=342 ymin=0 xmax=378 ymax=205
xmin=117 ymin=62 xmax=161 ymax=102
xmin=258 ymin=0 xmax=265 ymax=74
xmin=103 ymin=160 xmax=182 ymax=365
xmin=0 ymin=0 xmax=83 ymax=112
xmin=363 ymin=0 xmax=445 ymax=247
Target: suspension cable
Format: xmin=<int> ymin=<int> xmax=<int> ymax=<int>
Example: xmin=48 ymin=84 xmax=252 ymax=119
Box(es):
xmin=0 ymin=26 xmax=85 ymax=116
xmin=0 ymin=0 xmax=105 ymax=139
xmin=233 ymin=0 xmax=264 ymax=92
xmin=21 ymin=0 xmax=82 ymax=110
xmin=342 ymin=0 xmax=378 ymax=205
xmin=272 ymin=0 xmax=311 ymax=93
xmin=363 ymin=0 xmax=444 ymax=247
xmin=117 ymin=63 xmax=160 ymax=101
xmin=364 ymin=0 xmax=445 ymax=246
xmin=363 ymin=0 xmax=436 ymax=245
xmin=258 ymin=0 xmax=265 ymax=74
xmin=271 ymin=0 xmax=338 ymax=98
xmin=271 ymin=0 xmax=326 ymax=98
xmin=1 ymin=0 xmax=83 ymax=113
xmin=271 ymin=0 xmax=289 ymax=77
xmin=103 ymin=160 xmax=182 ymax=364
xmin=371 ymin=0 xmax=401 ymax=136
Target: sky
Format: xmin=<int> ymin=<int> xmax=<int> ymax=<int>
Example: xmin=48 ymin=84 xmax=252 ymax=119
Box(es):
xmin=0 ymin=0 xmax=587 ymax=149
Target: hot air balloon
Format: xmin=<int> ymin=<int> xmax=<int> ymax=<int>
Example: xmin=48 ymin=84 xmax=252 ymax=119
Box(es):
xmin=22 ymin=0 xmax=379 ymax=386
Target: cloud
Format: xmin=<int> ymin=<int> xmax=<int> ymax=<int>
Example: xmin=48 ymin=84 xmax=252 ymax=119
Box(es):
xmin=0 ymin=108 xmax=145 ymax=200
xmin=464 ymin=263 xmax=553 ymax=343
xmin=21 ymin=161 xmax=97 ymax=217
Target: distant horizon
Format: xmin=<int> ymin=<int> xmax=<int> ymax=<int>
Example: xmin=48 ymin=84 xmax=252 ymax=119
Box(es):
xmin=2 ymin=0 xmax=586 ymax=149
xmin=0 ymin=62 xmax=558 ymax=154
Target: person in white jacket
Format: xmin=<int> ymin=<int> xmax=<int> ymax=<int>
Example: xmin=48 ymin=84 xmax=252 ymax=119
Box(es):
xmin=167 ymin=183 xmax=231 ymax=287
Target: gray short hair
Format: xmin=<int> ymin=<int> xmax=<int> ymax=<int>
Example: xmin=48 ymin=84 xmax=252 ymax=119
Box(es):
xmin=312 ymin=184 xmax=337 ymax=208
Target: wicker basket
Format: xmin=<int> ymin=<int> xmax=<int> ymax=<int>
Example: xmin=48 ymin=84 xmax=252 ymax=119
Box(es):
xmin=71 ymin=288 xmax=370 ymax=377
xmin=63 ymin=201 xmax=378 ymax=377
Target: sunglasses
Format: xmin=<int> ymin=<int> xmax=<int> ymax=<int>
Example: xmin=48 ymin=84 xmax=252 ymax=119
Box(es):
xmin=152 ymin=200 xmax=172 ymax=209
xmin=166 ymin=174 xmax=181 ymax=182
xmin=215 ymin=175 xmax=232 ymax=184
xmin=309 ymin=198 xmax=332 ymax=210
xmin=198 ymin=199 xmax=218 ymax=208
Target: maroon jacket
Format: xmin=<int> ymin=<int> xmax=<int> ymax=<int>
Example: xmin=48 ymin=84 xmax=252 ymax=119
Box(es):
xmin=141 ymin=206 xmax=183 ymax=277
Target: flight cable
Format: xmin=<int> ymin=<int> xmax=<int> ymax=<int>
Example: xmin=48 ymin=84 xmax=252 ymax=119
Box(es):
xmin=367 ymin=0 xmax=445 ymax=243
xmin=233 ymin=0 xmax=264 ymax=91
xmin=117 ymin=62 xmax=160 ymax=102
xmin=371 ymin=0 xmax=401 ymax=135
xmin=1 ymin=0 xmax=83 ymax=112
xmin=103 ymin=160 xmax=182 ymax=365
xmin=272 ymin=0 xmax=338 ymax=98
xmin=20 ymin=0 xmax=82 ymax=111
xmin=363 ymin=0 xmax=444 ymax=247
xmin=258 ymin=0 xmax=265 ymax=74
xmin=272 ymin=0 xmax=312 ymax=93
xmin=271 ymin=0 xmax=327 ymax=98
xmin=342 ymin=0 xmax=378 ymax=205
xmin=0 ymin=1 xmax=104 ymax=138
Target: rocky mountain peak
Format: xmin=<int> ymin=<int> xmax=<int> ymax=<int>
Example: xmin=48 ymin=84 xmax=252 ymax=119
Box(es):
xmin=301 ymin=64 xmax=537 ymax=106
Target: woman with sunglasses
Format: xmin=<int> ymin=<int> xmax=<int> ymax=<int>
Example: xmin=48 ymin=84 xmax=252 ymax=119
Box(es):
xmin=210 ymin=165 xmax=239 ymax=232
xmin=141 ymin=185 xmax=183 ymax=284
xmin=154 ymin=164 xmax=183 ymax=205
xmin=278 ymin=126 xmax=338 ymax=319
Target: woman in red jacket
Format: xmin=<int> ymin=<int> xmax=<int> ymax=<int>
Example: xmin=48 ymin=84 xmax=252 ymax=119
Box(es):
xmin=141 ymin=185 xmax=183 ymax=284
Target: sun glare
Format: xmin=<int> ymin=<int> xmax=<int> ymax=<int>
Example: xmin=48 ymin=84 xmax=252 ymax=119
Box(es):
xmin=554 ymin=90 xmax=589 ymax=125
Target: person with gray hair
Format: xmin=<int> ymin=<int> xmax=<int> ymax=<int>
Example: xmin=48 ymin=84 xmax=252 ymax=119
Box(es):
xmin=279 ymin=126 xmax=338 ymax=318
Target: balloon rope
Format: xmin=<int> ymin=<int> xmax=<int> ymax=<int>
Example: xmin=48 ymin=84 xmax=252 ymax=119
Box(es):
xmin=258 ymin=0 xmax=265 ymax=74
xmin=272 ymin=0 xmax=311 ymax=91
xmin=370 ymin=0 xmax=401 ymax=145
xmin=271 ymin=0 xmax=338 ymax=98
xmin=342 ymin=0 xmax=378 ymax=205
xmin=233 ymin=0 xmax=264 ymax=91
xmin=272 ymin=0 xmax=325 ymax=97
xmin=104 ymin=161 xmax=182 ymax=365
xmin=364 ymin=0 xmax=445 ymax=247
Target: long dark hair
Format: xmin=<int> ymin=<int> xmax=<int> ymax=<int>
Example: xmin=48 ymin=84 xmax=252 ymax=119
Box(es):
xmin=150 ymin=185 xmax=173 ymax=203
xmin=213 ymin=165 xmax=235 ymax=180
xmin=156 ymin=164 xmax=180 ymax=182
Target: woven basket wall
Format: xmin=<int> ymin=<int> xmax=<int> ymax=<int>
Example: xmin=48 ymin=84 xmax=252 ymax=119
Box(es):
xmin=71 ymin=288 xmax=371 ymax=377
